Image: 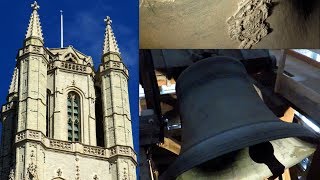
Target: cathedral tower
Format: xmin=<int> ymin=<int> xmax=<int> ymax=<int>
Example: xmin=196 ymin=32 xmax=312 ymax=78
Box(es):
xmin=0 ymin=2 xmax=136 ymax=179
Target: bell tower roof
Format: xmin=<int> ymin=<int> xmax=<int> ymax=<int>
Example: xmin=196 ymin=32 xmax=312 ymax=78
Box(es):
xmin=25 ymin=1 xmax=44 ymax=42
xmin=102 ymin=16 xmax=120 ymax=55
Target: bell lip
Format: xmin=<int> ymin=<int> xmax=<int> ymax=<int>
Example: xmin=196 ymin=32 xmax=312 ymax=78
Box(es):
xmin=159 ymin=121 xmax=319 ymax=180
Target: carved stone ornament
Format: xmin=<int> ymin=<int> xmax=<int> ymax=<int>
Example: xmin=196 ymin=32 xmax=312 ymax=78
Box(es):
xmin=57 ymin=168 xmax=62 ymax=177
xmin=93 ymin=175 xmax=99 ymax=180
xmin=27 ymin=162 xmax=38 ymax=180
xmin=227 ymin=0 xmax=272 ymax=48
xmin=9 ymin=168 xmax=15 ymax=180
xmin=27 ymin=150 xmax=39 ymax=180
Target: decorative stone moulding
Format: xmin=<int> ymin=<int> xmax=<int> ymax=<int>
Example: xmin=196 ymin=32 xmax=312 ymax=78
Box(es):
xmin=49 ymin=139 xmax=72 ymax=151
xmin=83 ymin=145 xmax=106 ymax=156
xmin=47 ymin=62 xmax=55 ymax=71
xmin=109 ymin=145 xmax=137 ymax=162
xmin=227 ymin=0 xmax=272 ymax=48
xmin=16 ymin=131 xmax=27 ymax=142
xmin=14 ymin=130 xmax=137 ymax=162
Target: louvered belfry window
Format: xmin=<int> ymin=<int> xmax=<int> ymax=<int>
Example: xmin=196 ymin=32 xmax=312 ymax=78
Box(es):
xmin=67 ymin=92 xmax=80 ymax=142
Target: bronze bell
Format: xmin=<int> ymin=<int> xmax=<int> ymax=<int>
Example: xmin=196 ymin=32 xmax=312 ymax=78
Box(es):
xmin=160 ymin=57 xmax=319 ymax=179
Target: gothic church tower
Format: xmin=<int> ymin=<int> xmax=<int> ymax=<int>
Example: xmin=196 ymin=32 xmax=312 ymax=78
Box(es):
xmin=0 ymin=2 xmax=137 ymax=179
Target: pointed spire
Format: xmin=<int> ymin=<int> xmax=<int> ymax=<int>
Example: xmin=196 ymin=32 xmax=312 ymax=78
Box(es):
xmin=25 ymin=1 xmax=44 ymax=42
xmin=103 ymin=16 xmax=120 ymax=55
xmin=8 ymin=67 xmax=19 ymax=95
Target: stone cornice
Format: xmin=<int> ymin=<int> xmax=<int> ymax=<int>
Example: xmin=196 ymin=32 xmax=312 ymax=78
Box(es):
xmin=101 ymin=52 xmax=122 ymax=61
xmin=17 ymin=44 xmax=49 ymax=64
xmin=15 ymin=129 xmax=137 ymax=165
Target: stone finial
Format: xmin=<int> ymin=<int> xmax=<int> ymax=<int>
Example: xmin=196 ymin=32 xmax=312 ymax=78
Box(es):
xmin=102 ymin=16 xmax=120 ymax=55
xmin=104 ymin=16 xmax=112 ymax=26
xmin=25 ymin=1 xmax=44 ymax=41
xmin=31 ymin=1 xmax=40 ymax=11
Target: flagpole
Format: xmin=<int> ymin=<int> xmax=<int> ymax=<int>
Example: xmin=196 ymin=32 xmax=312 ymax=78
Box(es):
xmin=60 ymin=10 xmax=64 ymax=48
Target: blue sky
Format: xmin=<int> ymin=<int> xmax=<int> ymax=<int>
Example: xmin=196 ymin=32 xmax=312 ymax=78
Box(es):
xmin=0 ymin=0 xmax=139 ymax=151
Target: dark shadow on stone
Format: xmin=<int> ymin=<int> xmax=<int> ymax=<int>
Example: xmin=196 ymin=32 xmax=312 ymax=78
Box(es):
xmin=291 ymin=0 xmax=318 ymax=19
xmin=269 ymin=1 xmax=280 ymax=16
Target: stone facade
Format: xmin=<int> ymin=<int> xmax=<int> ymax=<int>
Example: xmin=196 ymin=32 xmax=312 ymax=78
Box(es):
xmin=0 ymin=2 xmax=136 ymax=179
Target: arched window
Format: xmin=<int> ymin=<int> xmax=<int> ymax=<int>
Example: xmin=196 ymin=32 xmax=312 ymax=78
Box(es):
xmin=67 ymin=92 xmax=80 ymax=142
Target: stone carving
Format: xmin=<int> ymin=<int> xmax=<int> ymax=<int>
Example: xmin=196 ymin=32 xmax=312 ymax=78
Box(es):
xmin=57 ymin=168 xmax=62 ymax=177
xmin=29 ymin=143 xmax=37 ymax=148
xmin=113 ymin=62 xmax=121 ymax=68
xmin=27 ymin=151 xmax=39 ymax=180
xmin=32 ymin=46 xmax=41 ymax=53
xmin=41 ymin=134 xmax=46 ymax=144
xmin=83 ymin=146 xmax=106 ymax=156
xmin=61 ymin=61 xmax=87 ymax=73
xmin=47 ymin=63 xmax=54 ymax=70
xmin=93 ymin=175 xmax=99 ymax=180
xmin=28 ymin=131 xmax=40 ymax=139
xmin=109 ymin=146 xmax=136 ymax=161
xmin=31 ymin=57 xmax=39 ymax=61
xmin=9 ymin=168 xmax=15 ymax=180
xmin=16 ymin=132 xmax=26 ymax=142
xmin=119 ymin=147 xmax=130 ymax=154
xmin=24 ymin=46 xmax=30 ymax=53
xmin=122 ymin=167 xmax=128 ymax=180
xmin=49 ymin=140 xmax=72 ymax=151
xmin=227 ymin=0 xmax=272 ymax=48
xmin=27 ymin=163 xmax=38 ymax=179
xmin=75 ymin=165 xmax=80 ymax=180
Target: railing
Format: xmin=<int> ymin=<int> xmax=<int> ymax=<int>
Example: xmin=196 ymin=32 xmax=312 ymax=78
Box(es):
xmin=61 ymin=61 xmax=87 ymax=73
xmin=47 ymin=61 xmax=89 ymax=74
xmin=15 ymin=129 xmax=137 ymax=162
xmin=83 ymin=145 xmax=106 ymax=156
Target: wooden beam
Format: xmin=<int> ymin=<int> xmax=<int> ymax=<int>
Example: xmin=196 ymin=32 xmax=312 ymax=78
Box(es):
xmin=274 ymin=50 xmax=287 ymax=93
xmin=158 ymin=137 xmax=181 ymax=155
xmin=140 ymin=50 xmax=164 ymax=141
xmin=278 ymin=75 xmax=320 ymax=121
xmin=287 ymin=50 xmax=320 ymax=69
xmin=280 ymin=107 xmax=294 ymax=123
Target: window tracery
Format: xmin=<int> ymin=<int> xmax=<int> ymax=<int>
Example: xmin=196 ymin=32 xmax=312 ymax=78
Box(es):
xmin=67 ymin=92 xmax=80 ymax=142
